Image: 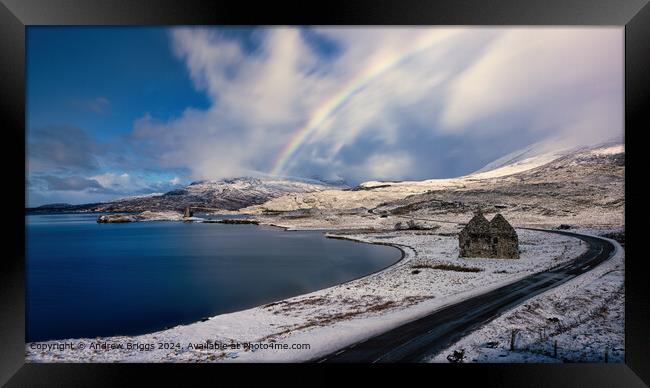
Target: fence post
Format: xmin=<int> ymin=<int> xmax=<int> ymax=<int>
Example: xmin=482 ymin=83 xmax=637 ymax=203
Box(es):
xmin=553 ymin=340 xmax=558 ymax=358
xmin=510 ymin=330 xmax=517 ymax=351
xmin=605 ymin=347 xmax=609 ymax=363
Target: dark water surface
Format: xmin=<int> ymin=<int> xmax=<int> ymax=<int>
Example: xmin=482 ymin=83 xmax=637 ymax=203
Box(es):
xmin=26 ymin=214 xmax=400 ymax=342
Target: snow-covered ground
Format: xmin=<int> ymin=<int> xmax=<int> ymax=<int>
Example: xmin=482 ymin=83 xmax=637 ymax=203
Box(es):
xmin=97 ymin=210 xmax=202 ymax=222
xmin=25 ymin=229 xmax=585 ymax=362
xmin=84 ymin=176 xmax=337 ymax=214
xmin=425 ymin=232 xmax=624 ymax=363
xmin=137 ymin=210 xmax=185 ymax=221
xmin=243 ymin=143 xmax=623 ymax=215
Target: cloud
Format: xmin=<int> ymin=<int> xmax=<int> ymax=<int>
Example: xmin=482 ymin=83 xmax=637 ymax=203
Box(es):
xmin=89 ymin=172 xmax=181 ymax=195
xmin=25 ymin=124 xmax=186 ymax=205
xmin=296 ymin=28 xmax=623 ymax=174
xmin=37 ymin=175 xmax=104 ymax=191
xmin=355 ymin=153 xmax=414 ymax=181
xmin=129 ymin=27 xmax=341 ymax=180
xmin=89 ymin=172 xmax=133 ymax=191
xmin=133 ymin=27 xmax=470 ymax=181
xmin=87 ymin=96 xmax=110 ymax=113
xmin=440 ymin=28 xmax=623 ymax=146
xmin=27 ymin=125 xmax=101 ymax=173
xmin=28 ymin=170 xmax=184 ymax=206
xmin=135 ymin=27 xmax=621 ymax=185
xmin=32 ymin=173 xmax=135 ymax=195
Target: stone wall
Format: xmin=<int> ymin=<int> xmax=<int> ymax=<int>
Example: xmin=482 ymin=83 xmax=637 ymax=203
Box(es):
xmin=459 ymin=233 xmax=493 ymax=258
xmin=458 ymin=213 xmax=519 ymax=259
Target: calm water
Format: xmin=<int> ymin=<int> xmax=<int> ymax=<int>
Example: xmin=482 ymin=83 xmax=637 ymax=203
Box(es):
xmin=26 ymin=214 xmax=400 ymax=342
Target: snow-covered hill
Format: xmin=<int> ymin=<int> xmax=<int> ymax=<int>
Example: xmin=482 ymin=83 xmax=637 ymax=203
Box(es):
xmin=473 ymin=138 xmax=576 ymax=175
xmin=33 ymin=177 xmax=337 ymax=213
xmin=107 ymin=177 xmax=338 ymax=212
xmin=473 ymin=139 xmax=623 ymax=176
xmin=246 ymin=143 xmax=624 ymax=229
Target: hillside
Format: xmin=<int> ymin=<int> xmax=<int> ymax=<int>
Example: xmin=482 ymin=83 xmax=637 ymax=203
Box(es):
xmin=29 ymin=177 xmax=336 ymax=213
xmin=247 ymin=143 xmax=624 ymax=229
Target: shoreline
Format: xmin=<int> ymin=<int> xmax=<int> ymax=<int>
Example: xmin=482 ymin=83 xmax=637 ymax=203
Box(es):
xmin=25 ymin=226 xmax=594 ymax=362
xmin=25 ymin=216 xmax=408 ymax=344
xmin=318 ymin=233 xmax=410 ymax=292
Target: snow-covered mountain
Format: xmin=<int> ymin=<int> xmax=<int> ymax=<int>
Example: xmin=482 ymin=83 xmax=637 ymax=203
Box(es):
xmin=473 ymin=138 xmax=623 ymax=175
xmin=113 ymin=192 xmax=165 ymax=202
xmin=376 ymin=143 xmax=624 ymax=220
xmin=246 ymin=142 xmax=624 ymax=228
xmin=31 ymin=177 xmax=338 ymax=213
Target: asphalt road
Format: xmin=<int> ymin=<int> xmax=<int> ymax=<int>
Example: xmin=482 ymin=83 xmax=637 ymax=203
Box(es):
xmin=313 ymin=229 xmax=617 ymax=363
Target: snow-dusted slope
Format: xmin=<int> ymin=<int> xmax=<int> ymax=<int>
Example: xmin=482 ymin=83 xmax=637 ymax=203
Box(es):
xmin=473 ymin=138 xmax=622 ymax=175
xmin=370 ymin=143 xmax=624 ymax=227
xmin=246 ymin=143 xmax=624 ymax=229
xmin=473 ymin=139 xmax=573 ymax=175
xmin=87 ymin=177 xmax=336 ymax=212
xmin=113 ymin=192 xmax=165 ymax=202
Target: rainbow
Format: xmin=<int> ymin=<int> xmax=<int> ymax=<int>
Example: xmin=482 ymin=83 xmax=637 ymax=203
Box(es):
xmin=270 ymin=29 xmax=458 ymax=176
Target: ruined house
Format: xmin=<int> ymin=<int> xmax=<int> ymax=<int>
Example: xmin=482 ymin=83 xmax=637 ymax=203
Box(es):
xmin=458 ymin=211 xmax=492 ymax=258
xmin=459 ymin=212 xmax=519 ymax=259
xmin=488 ymin=213 xmax=520 ymax=259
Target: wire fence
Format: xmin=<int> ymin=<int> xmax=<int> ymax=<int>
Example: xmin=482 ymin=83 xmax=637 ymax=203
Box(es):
xmin=503 ymin=284 xmax=624 ymax=362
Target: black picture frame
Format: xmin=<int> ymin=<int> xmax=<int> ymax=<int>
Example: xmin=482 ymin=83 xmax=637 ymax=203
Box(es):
xmin=1 ymin=0 xmax=647 ymax=385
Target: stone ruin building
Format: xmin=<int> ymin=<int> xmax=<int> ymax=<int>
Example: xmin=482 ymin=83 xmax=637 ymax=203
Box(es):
xmin=458 ymin=211 xmax=519 ymax=259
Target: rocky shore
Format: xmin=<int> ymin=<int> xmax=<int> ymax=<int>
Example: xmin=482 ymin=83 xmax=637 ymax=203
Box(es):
xmin=97 ymin=211 xmax=185 ymax=223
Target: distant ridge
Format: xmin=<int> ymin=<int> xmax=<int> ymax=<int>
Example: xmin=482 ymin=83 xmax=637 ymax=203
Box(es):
xmin=475 ymin=138 xmax=624 ymax=175
xmin=27 ymin=176 xmax=337 ymax=214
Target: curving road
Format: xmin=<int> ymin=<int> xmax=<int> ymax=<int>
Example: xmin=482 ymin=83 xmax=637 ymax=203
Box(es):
xmin=313 ymin=229 xmax=617 ymax=363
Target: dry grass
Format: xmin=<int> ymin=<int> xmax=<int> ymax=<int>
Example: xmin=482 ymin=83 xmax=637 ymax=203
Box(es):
xmin=412 ymin=263 xmax=483 ymax=273
xmin=260 ymin=295 xmax=429 ymax=341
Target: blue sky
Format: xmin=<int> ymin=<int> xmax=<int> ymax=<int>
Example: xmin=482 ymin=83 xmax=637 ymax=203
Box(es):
xmin=27 ymin=27 xmax=623 ymax=206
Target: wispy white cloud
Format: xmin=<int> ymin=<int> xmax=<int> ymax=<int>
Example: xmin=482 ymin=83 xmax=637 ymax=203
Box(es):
xmin=28 ymin=125 xmax=102 ymax=173
xmin=131 ymin=27 xmax=338 ymax=180
xmin=90 ymin=172 xmax=133 ymax=190
xmin=440 ymin=28 xmax=623 ymax=145
xmin=28 ymin=169 xmax=182 ymax=206
xmin=132 ymin=27 xmax=623 ymax=183
xmin=87 ymin=96 xmax=110 ymax=113
xmin=356 ymin=153 xmax=414 ymax=181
